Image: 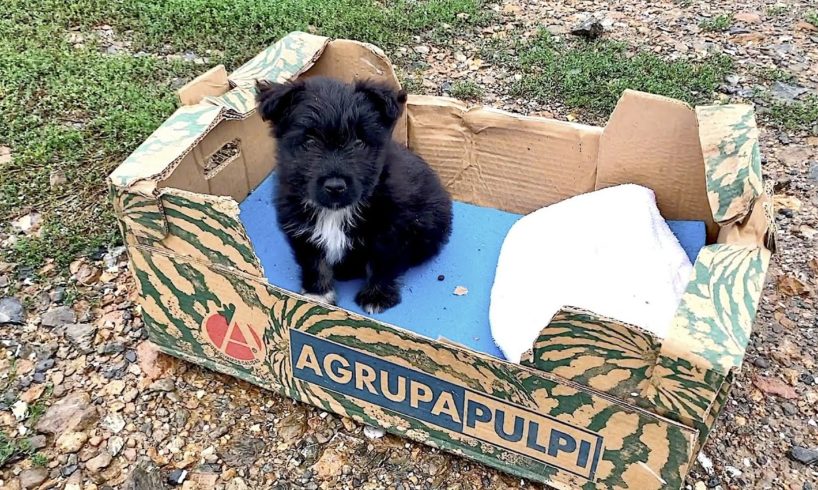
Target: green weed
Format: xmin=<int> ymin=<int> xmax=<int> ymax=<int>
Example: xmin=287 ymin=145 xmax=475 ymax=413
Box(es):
xmin=766 ymin=5 xmax=788 ymax=17
xmin=31 ymin=452 xmax=48 ymax=467
xmin=449 ymin=79 xmax=485 ymax=100
xmin=766 ymin=95 xmax=818 ymax=134
xmin=807 ymin=10 xmax=818 ymax=27
xmin=699 ymin=14 xmax=734 ymax=32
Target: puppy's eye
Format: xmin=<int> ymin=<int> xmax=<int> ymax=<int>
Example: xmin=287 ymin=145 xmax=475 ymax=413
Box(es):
xmin=351 ymin=139 xmax=365 ymax=149
xmin=302 ymin=138 xmax=319 ymax=150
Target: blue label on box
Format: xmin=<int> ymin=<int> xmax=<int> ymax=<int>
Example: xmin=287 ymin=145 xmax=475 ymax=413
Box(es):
xmin=290 ymin=329 xmax=603 ymax=480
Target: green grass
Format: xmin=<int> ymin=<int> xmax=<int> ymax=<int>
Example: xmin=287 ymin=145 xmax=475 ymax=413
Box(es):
xmin=0 ymin=431 xmax=39 ymax=468
xmin=449 ymin=79 xmax=485 ymax=100
xmin=807 ymin=10 xmax=818 ymax=27
xmin=699 ymin=13 xmax=734 ymax=32
xmin=0 ymin=433 xmax=14 ymax=467
xmin=0 ymin=383 xmax=54 ymax=469
xmin=754 ymin=66 xmax=796 ymax=83
xmin=509 ymin=30 xmax=732 ymax=117
xmin=0 ymin=0 xmax=486 ymax=270
xmin=31 ymin=452 xmax=48 ymax=467
xmin=26 ymin=399 xmax=48 ymax=428
xmin=767 ymin=5 xmax=788 ymax=17
xmin=766 ymin=95 xmax=818 ymax=133
xmin=398 ymin=70 xmax=426 ymax=95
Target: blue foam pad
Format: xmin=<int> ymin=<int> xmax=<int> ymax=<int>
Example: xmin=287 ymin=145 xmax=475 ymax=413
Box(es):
xmin=239 ymin=173 xmax=706 ymax=360
xmin=666 ymin=220 xmax=706 ymax=263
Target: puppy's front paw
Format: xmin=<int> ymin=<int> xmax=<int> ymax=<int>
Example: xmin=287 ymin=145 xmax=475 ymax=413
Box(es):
xmin=301 ymin=290 xmax=337 ymax=305
xmin=355 ymin=285 xmax=400 ymax=314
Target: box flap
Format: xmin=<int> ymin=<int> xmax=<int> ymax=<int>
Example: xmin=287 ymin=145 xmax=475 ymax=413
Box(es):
xmin=523 ymin=306 xmax=661 ymax=401
xmin=178 ymin=65 xmax=230 ymax=106
xmin=596 ymin=90 xmax=717 ymax=241
xmin=110 ymin=103 xmax=224 ymax=188
xmin=228 ymin=32 xmax=329 ymax=88
xmin=644 ymin=244 xmax=770 ymax=423
xmin=159 ymin=188 xmax=264 ymax=276
xmin=203 ymin=87 xmax=258 ymax=119
xmin=696 ymin=104 xmax=764 ymax=227
xmin=717 ymin=188 xmax=776 ymax=251
xmin=112 ymin=180 xmax=168 ymax=243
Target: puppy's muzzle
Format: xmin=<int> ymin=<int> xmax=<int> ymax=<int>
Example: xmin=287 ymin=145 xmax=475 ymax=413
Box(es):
xmin=323 ymin=177 xmax=347 ymax=196
xmin=316 ymin=176 xmax=353 ymax=208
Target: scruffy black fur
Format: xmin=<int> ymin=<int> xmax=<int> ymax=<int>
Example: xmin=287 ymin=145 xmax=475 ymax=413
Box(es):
xmin=256 ymin=76 xmax=453 ymax=313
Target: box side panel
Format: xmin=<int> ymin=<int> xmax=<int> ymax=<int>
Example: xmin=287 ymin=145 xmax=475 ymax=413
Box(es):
xmin=524 ymin=307 xmax=660 ymax=402
xmin=158 ymin=114 xmax=276 ymax=201
xmin=129 ymin=189 xmax=264 ymax=276
xmin=406 ymin=96 xmax=601 ymax=214
xmin=112 ymin=184 xmax=168 ymax=243
xmin=643 ymin=244 xmax=769 ymax=425
xmin=285 ymin=308 xmax=697 ymax=490
xmin=129 ymin=247 xmax=698 ymax=489
xmin=693 ymin=371 xmax=733 ymax=453
xmin=129 ymin=246 xmax=288 ymax=394
xmin=596 ymin=90 xmax=717 ymax=242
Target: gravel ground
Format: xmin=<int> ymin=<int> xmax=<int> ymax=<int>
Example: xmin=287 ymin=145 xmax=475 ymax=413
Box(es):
xmin=2 ymin=1 xmax=818 ymax=489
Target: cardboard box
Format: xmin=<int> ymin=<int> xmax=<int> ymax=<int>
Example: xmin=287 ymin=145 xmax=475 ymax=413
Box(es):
xmin=110 ymin=32 xmax=774 ymax=489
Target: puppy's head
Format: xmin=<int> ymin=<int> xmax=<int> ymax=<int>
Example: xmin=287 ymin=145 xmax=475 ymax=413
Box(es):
xmin=256 ymin=76 xmax=407 ymax=210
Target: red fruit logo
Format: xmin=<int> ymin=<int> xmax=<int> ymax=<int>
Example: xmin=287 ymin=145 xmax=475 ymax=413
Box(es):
xmin=203 ymin=304 xmax=264 ymax=364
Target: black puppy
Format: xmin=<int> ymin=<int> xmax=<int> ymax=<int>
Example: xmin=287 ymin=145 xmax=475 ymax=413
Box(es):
xmin=256 ymin=76 xmax=452 ymax=314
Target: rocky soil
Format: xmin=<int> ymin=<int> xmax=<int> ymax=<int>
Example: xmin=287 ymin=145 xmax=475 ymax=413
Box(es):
xmin=2 ymin=1 xmax=818 ymax=489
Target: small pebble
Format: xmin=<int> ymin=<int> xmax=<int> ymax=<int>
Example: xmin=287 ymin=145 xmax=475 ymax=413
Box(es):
xmin=754 ymin=357 xmax=770 ymax=368
xmin=168 ymin=468 xmax=188 ymax=486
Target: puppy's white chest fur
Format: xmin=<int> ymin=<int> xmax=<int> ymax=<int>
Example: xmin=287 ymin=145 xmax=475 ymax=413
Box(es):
xmin=308 ymin=208 xmax=354 ymax=265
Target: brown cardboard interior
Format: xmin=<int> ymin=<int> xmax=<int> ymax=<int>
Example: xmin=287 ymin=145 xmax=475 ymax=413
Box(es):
xmin=596 ymin=90 xmax=718 ymax=242
xmin=407 ymin=96 xmax=602 ymax=214
xmin=158 ymin=90 xmax=718 ymax=248
xmin=160 ymin=113 xmax=275 ymax=203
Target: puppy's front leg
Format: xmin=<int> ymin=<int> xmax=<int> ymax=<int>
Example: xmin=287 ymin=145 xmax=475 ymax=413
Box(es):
xmin=290 ymin=238 xmax=336 ymax=305
xmin=355 ymin=242 xmax=405 ymax=314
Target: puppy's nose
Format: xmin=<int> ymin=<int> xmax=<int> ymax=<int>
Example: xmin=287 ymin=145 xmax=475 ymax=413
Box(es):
xmin=323 ymin=178 xmax=347 ymax=195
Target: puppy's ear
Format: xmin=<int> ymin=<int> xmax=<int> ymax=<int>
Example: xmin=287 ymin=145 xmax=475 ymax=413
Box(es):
xmin=255 ymin=79 xmax=304 ymax=125
xmin=355 ymin=81 xmax=407 ymax=128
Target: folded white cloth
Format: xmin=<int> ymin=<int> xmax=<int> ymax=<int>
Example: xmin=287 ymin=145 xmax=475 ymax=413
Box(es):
xmin=489 ymin=184 xmax=693 ymax=362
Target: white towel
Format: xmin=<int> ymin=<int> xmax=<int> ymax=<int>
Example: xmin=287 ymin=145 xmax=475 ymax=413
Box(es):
xmin=489 ymin=184 xmax=693 ymax=363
